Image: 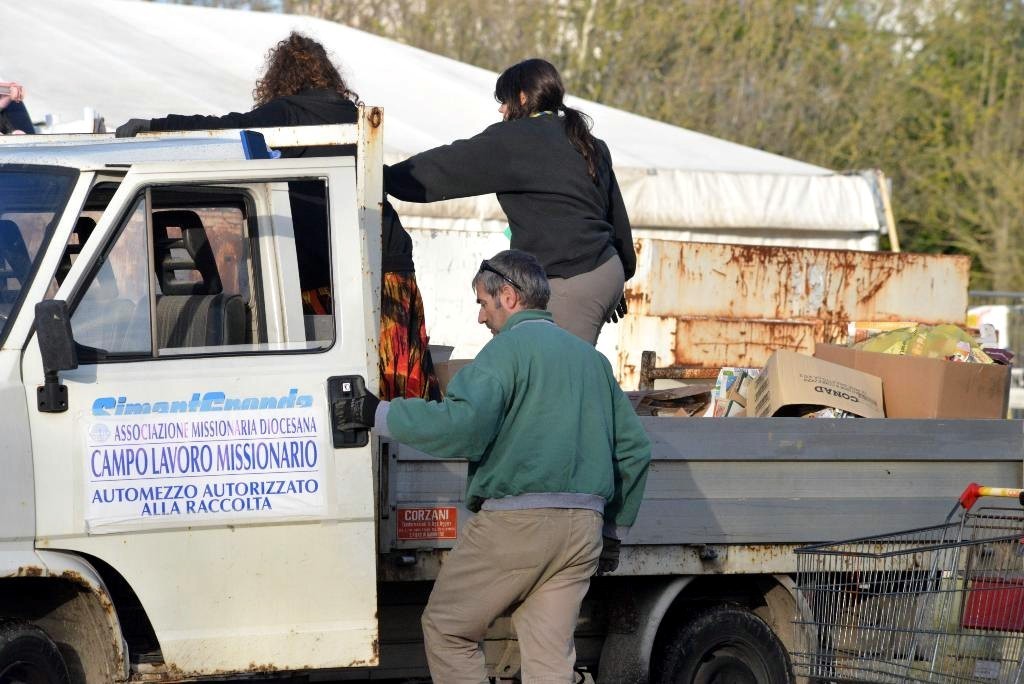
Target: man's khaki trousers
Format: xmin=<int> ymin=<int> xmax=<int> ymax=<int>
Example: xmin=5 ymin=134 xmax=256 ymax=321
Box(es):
xmin=421 ymin=508 xmax=603 ymax=684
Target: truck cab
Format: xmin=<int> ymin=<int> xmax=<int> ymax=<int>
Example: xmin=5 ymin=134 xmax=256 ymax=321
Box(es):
xmin=0 ymin=113 xmax=384 ymax=681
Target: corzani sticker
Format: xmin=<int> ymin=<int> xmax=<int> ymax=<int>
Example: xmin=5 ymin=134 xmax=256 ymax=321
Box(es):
xmin=92 ymin=389 xmax=315 ymax=416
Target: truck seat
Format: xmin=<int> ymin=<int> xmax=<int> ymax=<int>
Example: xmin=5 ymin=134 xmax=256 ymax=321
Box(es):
xmin=151 ymin=210 xmax=247 ymax=349
xmin=153 ymin=210 xmax=221 ymax=296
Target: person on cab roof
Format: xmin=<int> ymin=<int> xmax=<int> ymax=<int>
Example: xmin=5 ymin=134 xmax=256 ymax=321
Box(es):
xmin=0 ymin=80 xmax=34 ymax=135
xmin=385 ymin=58 xmax=635 ymax=346
xmin=115 ymin=32 xmax=440 ymax=402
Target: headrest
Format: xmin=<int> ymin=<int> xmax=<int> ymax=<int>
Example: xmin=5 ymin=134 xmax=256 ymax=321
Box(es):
xmin=152 ymin=210 xmax=222 ymax=296
xmin=73 ymin=216 xmax=96 ymax=244
xmin=55 ymin=216 xmax=97 ymax=286
xmin=0 ymin=219 xmax=30 ymax=285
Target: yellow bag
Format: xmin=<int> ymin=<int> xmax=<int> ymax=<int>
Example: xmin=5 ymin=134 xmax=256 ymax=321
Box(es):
xmin=855 ymin=324 xmax=994 ymax=363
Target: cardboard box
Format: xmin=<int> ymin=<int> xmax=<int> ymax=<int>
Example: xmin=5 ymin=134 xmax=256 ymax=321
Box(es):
xmin=752 ymin=350 xmax=885 ymax=418
xmin=434 ymin=359 xmax=472 ymax=395
xmin=814 ymin=344 xmax=1010 ymax=419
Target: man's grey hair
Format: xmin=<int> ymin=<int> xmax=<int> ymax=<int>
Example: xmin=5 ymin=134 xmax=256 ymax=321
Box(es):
xmin=472 ymin=249 xmax=551 ymax=310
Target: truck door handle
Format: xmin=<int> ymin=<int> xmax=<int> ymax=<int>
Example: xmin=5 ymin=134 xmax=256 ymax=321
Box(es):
xmin=328 ymin=375 xmax=370 ymax=448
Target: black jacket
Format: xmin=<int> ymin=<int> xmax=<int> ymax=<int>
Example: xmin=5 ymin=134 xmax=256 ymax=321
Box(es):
xmin=384 ymin=113 xmax=635 ymax=280
xmin=0 ymin=101 xmax=34 ymax=135
xmin=149 ymin=90 xmax=414 ymax=276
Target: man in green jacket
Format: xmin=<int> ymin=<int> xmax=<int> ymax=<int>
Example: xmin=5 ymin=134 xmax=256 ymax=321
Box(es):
xmin=341 ymin=249 xmax=651 ymax=684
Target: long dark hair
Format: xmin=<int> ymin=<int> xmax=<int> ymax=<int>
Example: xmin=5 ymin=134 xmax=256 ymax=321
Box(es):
xmin=494 ymin=58 xmax=600 ymax=182
xmin=253 ymin=32 xmax=359 ymax=106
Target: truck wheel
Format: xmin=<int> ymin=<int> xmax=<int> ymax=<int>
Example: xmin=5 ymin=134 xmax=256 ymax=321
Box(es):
xmin=654 ymin=605 xmax=793 ymax=684
xmin=0 ymin=621 xmax=71 ymax=684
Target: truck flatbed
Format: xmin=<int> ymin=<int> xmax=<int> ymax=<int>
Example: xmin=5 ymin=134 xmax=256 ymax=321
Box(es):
xmin=382 ymin=418 xmax=1024 ymax=575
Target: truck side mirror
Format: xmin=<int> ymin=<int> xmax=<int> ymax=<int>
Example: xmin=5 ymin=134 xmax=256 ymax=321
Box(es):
xmin=35 ymin=300 xmax=78 ymax=413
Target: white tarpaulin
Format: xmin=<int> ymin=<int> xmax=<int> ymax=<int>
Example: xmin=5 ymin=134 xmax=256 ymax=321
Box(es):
xmin=1 ymin=0 xmax=883 ymax=240
xmin=1 ymin=0 xmax=887 ymax=363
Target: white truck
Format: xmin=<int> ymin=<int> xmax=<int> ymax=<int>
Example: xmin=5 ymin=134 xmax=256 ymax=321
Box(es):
xmin=0 ymin=109 xmax=1019 ymax=684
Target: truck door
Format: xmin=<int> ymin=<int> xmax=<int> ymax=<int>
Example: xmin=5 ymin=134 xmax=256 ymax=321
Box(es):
xmin=21 ymin=154 xmax=381 ymax=675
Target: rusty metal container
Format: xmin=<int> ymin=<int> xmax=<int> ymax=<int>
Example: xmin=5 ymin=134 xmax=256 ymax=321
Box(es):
xmin=616 ymin=240 xmax=971 ymax=388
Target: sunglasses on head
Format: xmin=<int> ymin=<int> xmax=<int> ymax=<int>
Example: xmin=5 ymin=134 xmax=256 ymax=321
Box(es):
xmin=478 ymin=260 xmax=523 ymax=292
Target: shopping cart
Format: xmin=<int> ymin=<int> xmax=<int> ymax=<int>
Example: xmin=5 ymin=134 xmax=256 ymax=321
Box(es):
xmin=792 ymin=483 xmax=1024 ymax=683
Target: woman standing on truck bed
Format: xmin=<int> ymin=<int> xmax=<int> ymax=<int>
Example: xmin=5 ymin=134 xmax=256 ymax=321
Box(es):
xmin=115 ymin=32 xmax=441 ymax=402
xmin=385 ymin=58 xmax=635 ymax=345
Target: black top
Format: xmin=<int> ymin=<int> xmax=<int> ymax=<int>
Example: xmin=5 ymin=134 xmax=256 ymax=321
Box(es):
xmin=384 ymin=113 xmax=635 ymax=280
xmin=149 ymin=90 xmax=414 ymax=275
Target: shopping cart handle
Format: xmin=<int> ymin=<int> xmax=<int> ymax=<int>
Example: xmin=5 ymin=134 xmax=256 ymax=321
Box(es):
xmin=959 ymin=482 xmax=1024 ymax=511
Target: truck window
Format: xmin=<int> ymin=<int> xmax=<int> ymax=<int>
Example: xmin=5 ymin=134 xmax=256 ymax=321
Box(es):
xmin=0 ymin=164 xmax=78 ymax=345
xmin=69 ymin=181 xmax=334 ymax=360
xmin=71 ymin=197 xmax=150 ymax=355
xmin=53 ymin=181 xmax=120 ymax=290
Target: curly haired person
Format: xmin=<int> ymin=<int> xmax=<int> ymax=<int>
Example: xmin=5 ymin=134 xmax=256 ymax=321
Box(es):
xmin=116 ymin=33 xmax=440 ymax=402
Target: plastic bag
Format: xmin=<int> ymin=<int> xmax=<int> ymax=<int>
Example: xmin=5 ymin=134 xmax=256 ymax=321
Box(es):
xmin=855 ymin=324 xmax=994 ymax=364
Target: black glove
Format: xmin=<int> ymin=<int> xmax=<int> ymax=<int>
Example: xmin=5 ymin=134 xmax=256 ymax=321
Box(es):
xmin=605 ymin=294 xmax=628 ymax=324
xmin=115 ymin=118 xmax=152 ymax=138
xmin=333 ymin=389 xmax=381 ymax=432
xmin=596 ymin=536 xmax=621 ymax=575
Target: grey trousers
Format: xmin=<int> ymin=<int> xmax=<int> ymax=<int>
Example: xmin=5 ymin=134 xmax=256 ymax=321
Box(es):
xmin=421 ymin=508 xmax=603 ymax=684
xmin=547 ymin=256 xmax=625 ymax=345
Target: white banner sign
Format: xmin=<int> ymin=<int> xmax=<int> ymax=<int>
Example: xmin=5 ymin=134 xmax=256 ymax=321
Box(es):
xmin=85 ymin=399 xmax=327 ymax=532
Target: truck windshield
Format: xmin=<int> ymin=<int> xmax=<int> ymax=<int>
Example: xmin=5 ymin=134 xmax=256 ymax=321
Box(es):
xmin=0 ymin=165 xmax=79 ymax=343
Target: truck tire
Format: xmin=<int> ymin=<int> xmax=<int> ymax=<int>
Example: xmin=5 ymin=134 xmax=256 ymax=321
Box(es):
xmin=0 ymin=621 xmax=71 ymax=684
xmin=653 ymin=605 xmax=794 ymax=684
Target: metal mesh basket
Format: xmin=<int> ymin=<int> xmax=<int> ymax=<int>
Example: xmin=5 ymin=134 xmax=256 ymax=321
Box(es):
xmin=793 ymin=500 xmax=1024 ymax=683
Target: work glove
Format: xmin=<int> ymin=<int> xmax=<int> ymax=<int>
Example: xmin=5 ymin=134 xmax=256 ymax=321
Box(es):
xmin=604 ymin=294 xmax=628 ymax=324
xmin=333 ymin=388 xmax=381 ymax=432
xmin=115 ymin=118 xmax=152 ymax=138
xmin=596 ymin=536 xmax=621 ymax=575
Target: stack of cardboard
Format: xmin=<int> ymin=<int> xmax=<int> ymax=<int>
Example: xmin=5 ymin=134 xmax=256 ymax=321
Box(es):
xmin=814 ymin=344 xmax=1010 ymax=419
xmin=707 ymin=368 xmax=760 ymax=417
xmin=685 ymin=333 xmax=1011 ymax=419
xmin=628 ymin=386 xmax=712 ymax=417
xmin=744 ymin=342 xmax=1011 ymax=419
